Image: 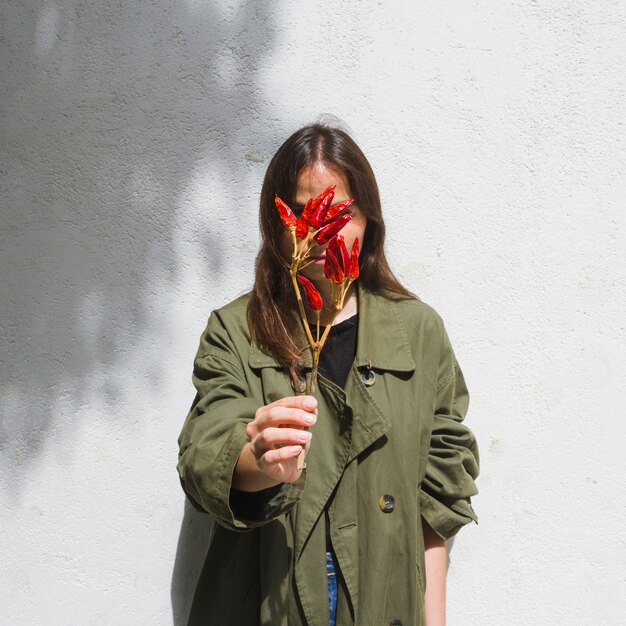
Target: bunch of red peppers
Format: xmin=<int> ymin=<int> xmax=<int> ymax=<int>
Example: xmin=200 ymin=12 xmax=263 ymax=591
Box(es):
xmin=275 ymin=184 xmax=359 ymax=388
xmin=275 ymin=185 xmax=359 ymax=467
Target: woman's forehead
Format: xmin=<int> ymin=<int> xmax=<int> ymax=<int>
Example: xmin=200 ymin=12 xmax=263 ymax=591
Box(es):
xmin=294 ymin=164 xmax=351 ymax=202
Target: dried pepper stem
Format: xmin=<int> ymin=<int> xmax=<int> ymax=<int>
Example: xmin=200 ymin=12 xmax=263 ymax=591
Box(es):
xmin=291 ymin=269 xmax=316 ymax=350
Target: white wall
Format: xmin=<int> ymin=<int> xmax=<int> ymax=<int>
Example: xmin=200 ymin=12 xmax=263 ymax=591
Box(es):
xmin=2 ymin=1 xmax=625 ymax=624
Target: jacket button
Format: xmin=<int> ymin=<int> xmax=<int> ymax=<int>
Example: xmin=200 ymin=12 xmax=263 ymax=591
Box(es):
xmin=379 ymin=494 xmax=395 ymax=513
xmin=359 ymin=367 xmax=376 ymax=386
xmin=389 ymin=620 xmax=403 ymax=626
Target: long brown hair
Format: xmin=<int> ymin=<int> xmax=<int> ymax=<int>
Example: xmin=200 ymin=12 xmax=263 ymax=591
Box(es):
xmin=247 ymin=123 xmax=413 ymax=371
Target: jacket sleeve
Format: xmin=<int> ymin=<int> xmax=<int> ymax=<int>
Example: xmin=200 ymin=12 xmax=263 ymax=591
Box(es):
xmin=419 ymin=322 xmax=479 ymax=540
xmin=177 ymin=311 xmax=304 ymax=531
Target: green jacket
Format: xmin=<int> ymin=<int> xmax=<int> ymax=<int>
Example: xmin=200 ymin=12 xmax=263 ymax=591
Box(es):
xmin=177 ymin=288 xmax=479 ymax=626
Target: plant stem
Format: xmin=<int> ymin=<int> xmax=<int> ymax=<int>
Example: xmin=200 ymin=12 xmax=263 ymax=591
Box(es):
xmin=316 ymin=310 xmax=320 ymax=344
xmin=309 ymin=348 xmax=319 ymax=395
xmin=291 ymin=269 xmax=317 ymax=351
xmin=308 ymin=305 xmax=343 ymax=394
xmin=291 ymin=228 xmax=298 ymax=256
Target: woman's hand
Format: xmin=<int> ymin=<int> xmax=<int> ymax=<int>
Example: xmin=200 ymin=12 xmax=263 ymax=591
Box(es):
xmin=233 ymin=396 xmax=317 ymax=490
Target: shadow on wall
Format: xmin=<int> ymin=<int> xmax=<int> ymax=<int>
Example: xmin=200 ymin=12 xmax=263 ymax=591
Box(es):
xmin=1 ymin=1 xmax=277 ymax=623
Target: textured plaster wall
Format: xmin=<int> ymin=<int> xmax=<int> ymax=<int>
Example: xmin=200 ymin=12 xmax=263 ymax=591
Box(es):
xmin=1 ymin=1 xmax=625 ymax=624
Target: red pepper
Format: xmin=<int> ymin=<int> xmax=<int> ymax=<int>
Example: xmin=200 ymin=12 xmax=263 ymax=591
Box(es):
xmin=275 ymin=196 xmax=297 ymax=229
xmin=349 ymin=237 xmax=360 ymax=279
xmin=309 ymin=186 xmax=336 ymax=229
xmin=324 ymin=235 xmax=359 ymax=284
xmin=324 ymin=245 xmax=344 ymax=284
xmin=314 ymin=212 xmax=352 ymax=244
xmin=336 ymin=236 xmax=350 ymax=272
xmin=322 ymin=199 xmax=354 ymax=225
xmin=324 ymin=236 xmax=352 ymax=284
xmin=294 ymin=186 xmax=337 ymax=236
xmin=295 ymin=198 xmax=313 ymax=239
xmin=297 ymin=275 xmax=323 ymax=311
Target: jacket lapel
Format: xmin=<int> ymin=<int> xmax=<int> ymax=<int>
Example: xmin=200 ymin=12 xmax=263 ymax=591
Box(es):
xmin=354 ymin=287 xmax=416 ymax=371
xmin=347 ymin=288 xmax=416 ymax=462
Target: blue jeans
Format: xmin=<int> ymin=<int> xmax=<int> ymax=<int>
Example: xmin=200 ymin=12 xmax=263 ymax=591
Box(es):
xmin=326 ymin=551 xmax=338 ymax=626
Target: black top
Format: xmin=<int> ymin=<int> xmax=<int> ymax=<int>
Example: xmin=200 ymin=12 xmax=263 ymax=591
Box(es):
xmin=229 ymin=315 xmax=359 ymax=520
xmin=313 ymin=313 xmax=359 ymax=390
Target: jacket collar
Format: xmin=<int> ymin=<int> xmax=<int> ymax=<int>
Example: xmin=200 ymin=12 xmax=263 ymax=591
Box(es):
xmin=353 ymin=287 xmax=415 ymax=372
xmin=248 ymin=285 xmax=415 ymax=373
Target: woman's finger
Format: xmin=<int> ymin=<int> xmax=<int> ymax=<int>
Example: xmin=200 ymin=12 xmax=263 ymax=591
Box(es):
xmin=267 ymin=395 xmax=317 ymax=411
xmin=259 ymin=426 xmax=312 ymax=448
xmin=255 ymin=405 xmax=317 ymax=430
xmin=259 ymin=445 xmax=304 ymax=467
xmin=255 ymin=396 xmax=317 ymax=422
xmin=250 ymin=427 xmax=311 ymax=459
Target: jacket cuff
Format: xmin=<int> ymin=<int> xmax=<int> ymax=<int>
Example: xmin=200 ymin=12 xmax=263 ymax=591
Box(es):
xmin=180 ymin=421 xmax=305 ymax=531
xmin=419 ymin=488 xmax=478 ymax=540
xmin=229 ymin=481 xmax=305 ymax=527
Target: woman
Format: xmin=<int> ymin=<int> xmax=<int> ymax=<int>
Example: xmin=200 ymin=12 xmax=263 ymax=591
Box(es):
xmin=177 ymin=124 xmax=479 ymax=626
